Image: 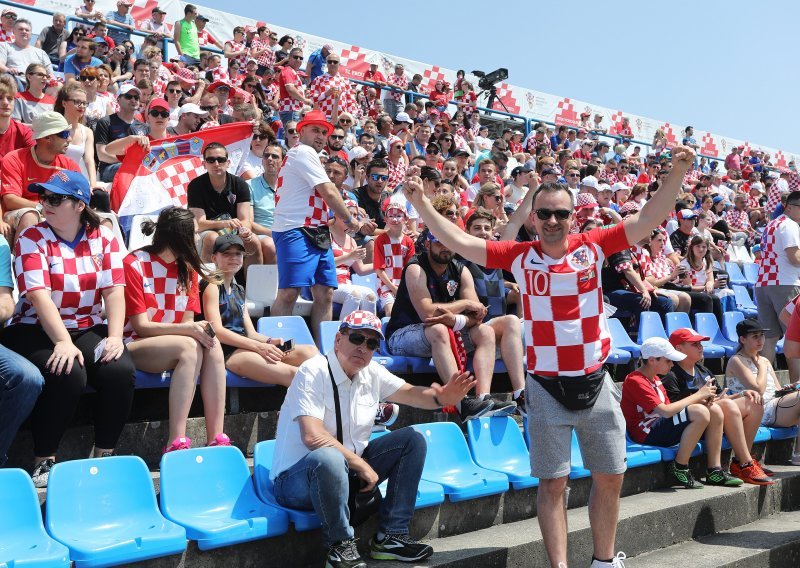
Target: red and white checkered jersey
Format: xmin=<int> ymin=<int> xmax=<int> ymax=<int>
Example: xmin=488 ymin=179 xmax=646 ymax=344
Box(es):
xmin=766 ymin=178 xmax=789 ymax=214
xmin=485 ymin=223 xmax=629 ymax=376
xmin=725 ymin=208 xmax=751 ymax=232
xmin=332 ymin=233 xmax=356 ymax=285
xmin=620 ymin=371 xmax=669 ymax=444
xmin=250 ymin=38 xmax=275 ymax=68
xmin=12 ymin=224 xmax=124 ymax=329
xmin=641 ymin=249 xmax=674 ymax=280
xmin=122 ymin=250 xmax=201 ymax=342
xmin=788 ymin=172 xmax=800 ymax=192
xmin=679 ymin=258 xmax=708 ymax=287
xmin=0 ymin=28 xmax=13 ymax=43
xmin=386 ymin=73 xmax=408 ymax=102
xmin=273 ymin=144 xmax=332 ymax=231
xmin=224 ymin=39 xmax=249 ymax=68
xmin=310 ymin=74 xmax=357 ymax=120
xmin=197 ymin=28 xmax=215 ymax=47
xmin=209 ymin=66 xmax=230 ymax=84
xmin=746 ymin=194 xmax=760 ymax=210
xmin=374 ymin=232 xmax=415 ymax=297
xmin=278 ymin=65 xmax=305 ymax=113
xmin=756 ymin=215 xmax=800 ymax=287
xmin=262 ymin=82 xmax=278 ymax=105
xmin=386 ymin=158 xmax=407 ymax=192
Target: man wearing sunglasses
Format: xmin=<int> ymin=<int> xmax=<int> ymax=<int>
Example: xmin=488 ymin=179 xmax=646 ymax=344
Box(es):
xmin=0 ymin=9 xmax=16 ymax=43
xmin=272 ymin=310 xmax=474 ymax=568
xmin=95 ymin=84 xmax=146 ymax=183
xmin=354 ymin=159 xmax=389 ymax=235
xmin=0 ymin=111 xmax=79 ymax=241
xmin=277 ymin=47 xmax=312 ymax=127
xmin=403 ymin=145 xmax=698 ymax=568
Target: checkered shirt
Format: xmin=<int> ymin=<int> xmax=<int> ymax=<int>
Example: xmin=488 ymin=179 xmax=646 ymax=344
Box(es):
xmin=485 ymin=223 xmax=630 ymax=376
xmin=0 ymin=28 xmax=13 ymax=43
xmin=250 ymin=38 xmax=275 ymax=68
xmin=618 ymin=199 xmax=641 ymax=216
xmin=122 ymin=250 xmax=201 ymax=342
xmin=197 ymin=29 xmax=214 ymax=47
xmin=680 ymin=259 xmax=708 ymax=287
xmin=642 ymin=249 xmax=674 ymax=280
xmin=209 ymin=66 xmax=230 ymax=84
xmin=386 ymin=158 xmax=407 ymax=192
xmin=525 ymin=137 xmax=551 ymax=154
xmin=683 ymin=169 xmax=700 ymax=185
xmin=386 ymin=73 xmax=408 ymax=102
xmin=273 ymin=144 xmax=333 ymax=230
xmin=310 ymin=74 xmax=357 ymax=120
xmin=726 ymin=208 xmax=751 ymax=232
xmin=332 ymin=235 xmax=355 ymax=285
xmin=278 ymin=66 xmax=305 ymax=113
xmin=374 ymin=233 xmax=415 ymax=297
xmin=224 ymin=39 xmax=249 ymax=68
xmin=788 ymin=172 xmax=800 ymax=192
xmin=766 ymin=179 xmax=788 ymax=214
xmin=747 ymin=194 xmax=760 ymax=210
xmin=756 ymin=215 xmax=800 ymax=287
xmin=12 ymin=224 xmax=124 ymax=329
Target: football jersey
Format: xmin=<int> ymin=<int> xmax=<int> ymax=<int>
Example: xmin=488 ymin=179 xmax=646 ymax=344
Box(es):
xmin=374 ymin=232 xmax=415 ymax=297
xmin=250 ymin=38 xmax=275 ymax=68
xmin=272 ymin=144 xmax=332 ymax=231
xmin=756 ymin=215 xmax=800 ymax=287
xmin=620 ymin=370 xmax=669 ymax=444
xmin=310 ymin=74 xmax=357 ymax=120
xmin=278 ymin=65 xmax=305 ymax=113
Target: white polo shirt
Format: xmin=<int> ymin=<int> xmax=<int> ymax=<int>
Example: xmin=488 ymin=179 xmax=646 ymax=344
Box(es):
xmin=270 ymin=352 xmax=406 ymax=479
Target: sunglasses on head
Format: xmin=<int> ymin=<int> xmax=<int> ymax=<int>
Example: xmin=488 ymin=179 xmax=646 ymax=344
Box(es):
xmin=535 ymin=208 xmax=571 ymax=221
xmin=39 ymin=193 xmax=75 ymax=207
xmin=370 ymin=173 xmax=389 ymax=182
xmin=204 ymin=156 xmax=228 ymax=164
xmin=149 ymin=109 xmax=169 ymax=118
xmin=346 ymin=332 xmax=380 ymax=351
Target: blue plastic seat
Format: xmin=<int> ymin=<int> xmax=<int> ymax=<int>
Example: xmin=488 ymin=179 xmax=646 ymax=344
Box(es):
xmin=372 ymin=317 xmax=410 ymax=373
xmin=0 ymin=468 xmax=70 ymax=568
xmin=623 ymin=439 xmax=663 ymax=468
xmin=46 ymin=456 xmax=186 ymax=567
xmin=607 ymin=347 xmax=632 ymax=365
xmin=742 ymin=262 xmax=759 ymax=286
xmin=319 ymin=320 xmax=340 ymax=354
xmin=638 ymin=311 xmax=667 ymax=343
xmin=411 ymin=422 xmax=509 ymax=501
xmin=351 ymin=273 xmax=377 ymax=292
xmin=665 ymin=313 xmax=726 ymax=359
xmin=626 ymin=432 xmax=702 ymax=462
xmin=135 ymin=369 xmax=173 ymax=388
xmin=160 ymin=446 xmax=289 ymax=550
xmin=466 ymin=417 xmax=539 ymax=490
xmin=778 ymin=336 xmax=785 ymax=355
xmin=257 ymin=316 xmax=315 ymax=345
xmin=252 ymin=440 xmax=322 ymax=531
xmin=732 ymin=285 xmax=758 ymax=318
xmin=726 ymin=263 xmax=751 ymax=290
xmin=718 ymin=426 xmax=771 ymax=451
xmin=607 ymin=317 xmax=641 ymax=358
xmin=694 ymin=313 xmax=738 ymax=357
xmin=767 ymin=425 xmax=798 ymax=440
xmin=723 ymin=311 xmax=745 ymax=342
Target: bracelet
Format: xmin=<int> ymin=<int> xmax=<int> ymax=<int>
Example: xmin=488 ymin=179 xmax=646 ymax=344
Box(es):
xmin=432 ymin=394 xmax=442 ymax=408
xmin=453 ymin=314 xmax=467 ymax=332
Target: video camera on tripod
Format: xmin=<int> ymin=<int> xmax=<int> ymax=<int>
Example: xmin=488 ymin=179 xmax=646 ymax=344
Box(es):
xmin=471 ymin=68 xmax=509 ymax=114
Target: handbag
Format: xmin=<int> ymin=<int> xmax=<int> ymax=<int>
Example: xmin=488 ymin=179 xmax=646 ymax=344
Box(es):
xmin=300 ymin=225 xmax=332 ymax=251
xmin=327 ymin=361 xmax=382 ymax=527
xmin=531 ymin=367 xmax=607 ymax=411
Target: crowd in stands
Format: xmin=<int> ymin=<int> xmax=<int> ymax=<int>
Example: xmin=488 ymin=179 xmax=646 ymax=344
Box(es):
xmin=3 ymin=3 xmax=800 ymax=567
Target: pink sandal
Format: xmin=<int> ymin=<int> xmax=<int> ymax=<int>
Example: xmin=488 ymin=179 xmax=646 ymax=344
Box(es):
xmin=163 ymin=436 xmax=192 ymax=454
xmin=207 ymin=433 xmax=231 ymax=447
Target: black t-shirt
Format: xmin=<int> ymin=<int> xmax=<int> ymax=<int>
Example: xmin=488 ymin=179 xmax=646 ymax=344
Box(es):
xmin=94 ymin=113 xmax=146 ymax=172
xmin=670 ymin=229 xmax=692 ymax=257
xmin=602 ymin=249 xmax=635 ymax=294
xmin=661 ymin=362 xmax=716 ymax=402
xmin=187 ymin=172 xmax=251 ymax=221
xmin=355 ymin=185 xmax=385 ymax=229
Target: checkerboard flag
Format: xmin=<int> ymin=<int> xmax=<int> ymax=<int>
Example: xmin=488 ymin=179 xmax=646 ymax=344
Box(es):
xmin=110 ymin=123 xmax=254 ymax=237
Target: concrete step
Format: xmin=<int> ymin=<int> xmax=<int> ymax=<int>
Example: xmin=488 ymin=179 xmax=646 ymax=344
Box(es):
xmin=370 ymin=465 xmax=800 ymax=568
xmin=625 ymin=510 xmax=800 ymax=568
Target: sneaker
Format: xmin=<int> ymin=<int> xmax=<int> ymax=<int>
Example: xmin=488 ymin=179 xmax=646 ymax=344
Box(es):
xmin=513 ymin=390 xmax=527 ymax=418
xmin=458 ymin=396 xmax=494 ymax=422
xmin=667 ymin=461 xmax=703 ymax=489
xmin=326 ymin=538 xmax=366 ymax=568
xmin=208 ymin=433 xmax=231 ymax=447
xmin=99 ymin=451 xmax=114 ymax=458
xmin=374 ymin=402 xmax=399 ymax=428
xmin=731 ymin=461 xmax=774 ymax=485
xmin=31 ymin=458 xmax=55 ymax=488
xmin=752 ymin=458 xmax=774 ymax=477
xmin=486 ymin=396 xmax=517 ymax=417
xmin=705 ymin=468 xmax=743 ymax=487
xmin=589 ymin=552 xmax=627 ymax=567
xmin=163 ymin=436 xmax=192 ymax=454
xmin=792 ymin=452 xmax=800 ymax=466
xmin=369 ymin=533 xmax=433 ymax=562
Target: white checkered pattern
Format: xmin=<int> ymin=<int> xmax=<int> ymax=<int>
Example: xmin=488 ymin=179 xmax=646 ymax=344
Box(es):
xmin=421 ymin=66 xmax=447 ymax=95
xmin=332 ymin=234 xmax=355 ymax=285
xmin=224 ymin=39 xmax=249 ymax=68
xmin=386 ymin=158 xmax=407 ymax=192
xmin=680 ymin=259 xmax=707 ymax=287
xmin=310 ymin=73 xmax=357 ymax=120
xmin=555 ymin=98 xmax=580 ymax=127
xmin=197 ymin=29 xmax=215 ymax=48
xmin=342 ymin=309 xmax=382 ymax=335
xmin=756 ymin=215 xmax=799 ymax=287
xmin=491 ymin=83 xmax=520 ymax=114
xmin=278 ymin=66 xmax=305 ymax=113
xmin=0 ymin=29 xmax=13 ymax=43
xmin=386 ymin=73 xmax=408 ymax=102
xmin=210 ymin=67 xmax=231 ymax=84
xmin=250 ymin=38 xmax=275 ymax=68
xmin=374 ymin=233 xmax=414 ymax=298
xmin=12 ymin=225 xmax=124 ymax=329
xmin=642 ymin=249 xmax=674 ymax=280
xmin=156 ymin=158 xmax=205 ymax=207
xmin=725 ymin=208 xmax=751 ymax=232
xmin=123 ymin=250 xmax=200 ymax=342
xmin=766 ymin=179 xmax=788 ymax=214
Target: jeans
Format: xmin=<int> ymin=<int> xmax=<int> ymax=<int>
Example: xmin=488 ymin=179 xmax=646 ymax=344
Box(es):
xmin=272 ymin=427 xmax=426 ymax=546
xmin=608 ymin=289 xmax=673 ymax=321
xmin=384 ymin=99 xmax=401 ymax=120
xmin=279 ymin=110 xmax=300 ymax=128
xmin=100 ymin=162 xmax=121 ymax=183
xmin=179 ymin=54 xmax=200 ymax=66
xmin=0 ymin=344 xmax=44 ymax=466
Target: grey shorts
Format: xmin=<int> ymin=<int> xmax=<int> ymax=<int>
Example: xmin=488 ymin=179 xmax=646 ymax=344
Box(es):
xmin=526 ymin=372 xmax=627 ymax=479
xmin=755 ymin=284 xmax=800 ymax=338
xmin=388 ymin=322 xmax=476 ymax=357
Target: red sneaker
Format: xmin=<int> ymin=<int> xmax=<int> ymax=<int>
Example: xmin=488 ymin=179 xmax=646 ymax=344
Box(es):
xmin=731 ymin=461 xmax=774 ymax=485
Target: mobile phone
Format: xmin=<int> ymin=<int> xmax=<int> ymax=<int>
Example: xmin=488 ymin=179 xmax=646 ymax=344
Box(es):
xmin=204 ymin=322 xmax=216 ymax=338
xmin=277 ymin=338 xmax=294 ymax=352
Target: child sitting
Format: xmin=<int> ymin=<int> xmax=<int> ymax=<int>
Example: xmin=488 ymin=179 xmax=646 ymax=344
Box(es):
xmin=373 ymin=202 xmax=415 ymax=316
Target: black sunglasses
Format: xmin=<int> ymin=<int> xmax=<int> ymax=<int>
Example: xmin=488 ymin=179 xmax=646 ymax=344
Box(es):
xmin=149 ymin=109 xmax=170 ymax=118
xmin=121 ymin=93 xmax=139 ymax=100
xmin=167 ymin=88 xmax=181 ymax=94
xmin=204 ymin=156 xmax=228 ymax=164
xmin=286 ymin=128 xmax=297 ymax=134
xmin=291 ymin=55 xmax=304 ymax=61
xmin=253 ymin=133 xmax=271 ymax=141
xmin=329 ymin=134 xmax=345 ymax=140
xmin=200 ymin=105 xmax=218 ymax=111
xmin=535 ymin=208 xmax=571 ymax=221
xmin=39 ymin=193 xmax=75 ymax=207
xmin=346 ymin=332 xmax=380 ymax=351
xmin=370 ymin=173 xmax=389 ymax=182
xmin=79 ymin=76 xmax=98 ymax=82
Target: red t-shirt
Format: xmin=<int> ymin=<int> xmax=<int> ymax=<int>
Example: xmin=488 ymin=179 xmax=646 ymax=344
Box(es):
xmin=620 ymin=370 xmax=670 ymax=444
xmin=0 ymin=119 xmax=34 ymax=159
xmin=0 ymin=148 xmax=80 ymax=203
xmin=362 ymin=70 xmax=386 ymax=94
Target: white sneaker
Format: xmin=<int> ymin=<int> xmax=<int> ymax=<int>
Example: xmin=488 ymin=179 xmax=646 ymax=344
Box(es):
xmin=590 ymin=552 xmax=626 ymax=568
xmin=791 ymin=452 xmax=800 ymax=466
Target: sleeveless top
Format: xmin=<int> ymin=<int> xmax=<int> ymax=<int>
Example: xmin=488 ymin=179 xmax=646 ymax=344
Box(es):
xmin=65 ymin=125 xmax=89 ymax=179
xmin=465 ymin=262 xmax=506 ymax=320
xmin=176 ymin=20 xmax=200 ymax=59
xmin=726 ymin=354 xmax=777 ymax=403
xmin=200 ymin=280 xmax=246 ymax=336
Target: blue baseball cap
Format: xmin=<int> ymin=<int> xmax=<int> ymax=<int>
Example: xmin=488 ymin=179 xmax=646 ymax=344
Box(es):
xmin=29 ymin=170 xmax=91 ymax=205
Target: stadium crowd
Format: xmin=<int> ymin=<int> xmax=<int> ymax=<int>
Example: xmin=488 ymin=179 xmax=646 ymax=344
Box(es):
xmin=2 ymin=3 xmax=800 ymax=567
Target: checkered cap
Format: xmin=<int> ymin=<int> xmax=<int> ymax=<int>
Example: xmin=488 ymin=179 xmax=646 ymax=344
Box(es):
xmin=339 ymin=310 xmax=384 ymax=339
xmin=575 ymin=193 xmax=598 ymax=210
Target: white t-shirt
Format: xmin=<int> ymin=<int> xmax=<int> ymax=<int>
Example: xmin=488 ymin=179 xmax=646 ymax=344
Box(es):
xmin=757 ymin=216 xmax=800 ymax=286
xmin=235 ymin=150 xmax=264 ymax=179
xmin=270 ymin=352 xmax=405 ymax=479
xmin=466 ymin=182 xmax=481 ymax=204
xmin=272 ymin=144 xmax=332 ymax=232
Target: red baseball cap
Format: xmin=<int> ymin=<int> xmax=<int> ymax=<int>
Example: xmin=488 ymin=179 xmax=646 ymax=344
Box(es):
xmin=668 ymin=328 xmax=709 ymax=347
xmin=148 ymin=98 xmax=169 ymax=111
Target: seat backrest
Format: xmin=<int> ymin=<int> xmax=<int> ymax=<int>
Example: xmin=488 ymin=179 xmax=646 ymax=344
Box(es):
xmin=607 ymin=317 xmax=637 ymax=348
xmin=319 ymin=321 xmax=339 ymax=354
xmin=257 ymin=316 xmax=315 ymax=345
xmin=46 ymin=456 xmax=159 ymax=532
xmin=732 ymin=285 xmax=756 ymax=309
xmin=95 ymin=211 xmax=128 ymax=254
xmin=0 ymin=468 xmax=48 ymax=536
xmin=665 ymin=312 xmax=692 ymax=336
xmin=694 ymin=312 xmax=724 ymax=342
xmin=742 ymin=262 xmax=759 ymax=283
xmin=466 ymin=417 xmax=528 ymax=467
xmin=127 ymin=214 xmax=159 ymax=250
xmin=726 ymin=262 xmax=746 ymax=282
xmin=246 ymin=265 xmax=279 ymax=306
xmin=723 ymin=311 xmax=745 ymax=342
xmin=351 ymin=273 xmax=377 ymax=292
xmin=160 ymin=446 xmax=252 ymax=517
xmin=638 ymin=311 xmax=667 ymax=342
xmin=253 ymin=440 xmax=276 ymax=501
xmin=411 ymin=422 xmax=475 ymax=473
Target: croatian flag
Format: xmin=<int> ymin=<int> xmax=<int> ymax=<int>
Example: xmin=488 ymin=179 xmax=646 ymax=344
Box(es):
xmin=110 ymin=123 xmax=253 ymax=236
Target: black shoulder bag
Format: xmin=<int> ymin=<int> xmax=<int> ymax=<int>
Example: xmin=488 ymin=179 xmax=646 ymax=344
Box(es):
xmin=327 ymin=361 xmax=382 ymax=527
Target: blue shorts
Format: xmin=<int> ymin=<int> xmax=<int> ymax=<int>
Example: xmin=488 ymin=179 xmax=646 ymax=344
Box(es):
xmin=643 ymin=409 xmax=691 ymax=447
xmin=274 ymin=228 xmax=338 ymax=289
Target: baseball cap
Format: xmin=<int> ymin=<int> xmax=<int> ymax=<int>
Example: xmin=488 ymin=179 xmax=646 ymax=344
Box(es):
xmin=213 ymin=233 xmax=245 ymax=253
xmin=669 ymin=328 xmax=710 ymax=347
xmin=118 ymin=83 xmax=141 ymax=97
xmin=2 ymin=8 xmax=18 ymax=16
xmin=511 ymin=165 xmax=532 ymax=177
xmin=347 ymin=146 xmax=369 ymax=161
xmin=712 ymin=195 xmax=724 ymax=204
xmin=641 ymin=337 xmax=686 ymax=361
xmin=575 ymin=193 xmax=599 ymax=210
xmin=178 ymin=103 xmax=208 ymax=117
xmin=611 ymin=182 xmax=630 ymax=193
xmin=736 ymin=318 xmax=769 ymax=337
xmin=148 ymin=97 xmax=169 ymax=111
xmin=677 ymin=209 xmax=698 ymax=220
xmin=339 ymin=310 xmax=384 ymax=340
xmin=29 ymin=170 xmax=91 ymax=205
xmin=452 ymin=149 xmax=471 ymax=158
xmin=383 ymin=201 xmax=408 ymax=216
xmin=151 ymin=7 xmax=166 ymax=13
xmin=596 ymin=183 xmax=612 ymax=193
xmin=542 ymin=167 xmax=560 ymax=176
xmin=195 ymin=14 xmax=210 ymax=22
xmin=750 ymin=182 xmax=764 ymax=193
xmin=93 ymin=36 xmax=108 ymax=45
xmin=581 ymin=175 xmax=598 ymax=189
xmin=31 ymin=111 xmax=70 ymax=140
xmin=394 ymin=112 xmax=413 ymax=125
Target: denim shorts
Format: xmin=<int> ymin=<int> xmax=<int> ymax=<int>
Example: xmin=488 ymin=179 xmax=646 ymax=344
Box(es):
xmin=387 ymin=323 xmax=476 ymax=357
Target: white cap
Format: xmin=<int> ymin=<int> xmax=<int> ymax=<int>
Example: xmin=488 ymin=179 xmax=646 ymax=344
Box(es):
xmin=580 ymin=175 xmax=598 ymax=189
xmin=611 ymin=182 xmax=631 ymax=193
xmin=118 ymin=83 xmax=141 ymax=97
xmin=597 ymin=183 xmax=612 ymax=193
xmin=394 ymin=112 xmax=413 ymax=125
xmin=178 ymin=103 xmax=208 ymax=117
xmin=641 ymin=337 xmax=687 ymax=361
xmin=750 ymin=182 xmax=764 ymax=193
xmin=347 ymin=146 xmax=369 ymax=161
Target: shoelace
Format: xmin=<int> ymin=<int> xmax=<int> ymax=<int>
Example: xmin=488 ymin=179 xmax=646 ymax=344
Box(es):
xmin=385 ymin=533 xmax=417 ymax=545
xmin=334 ymin=538 xmax=361 ymax=560
xmin=612 ymin=551 xmax=627 ymax=567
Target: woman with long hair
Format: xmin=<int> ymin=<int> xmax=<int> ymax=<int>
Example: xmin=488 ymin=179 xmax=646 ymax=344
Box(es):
xmin=13 ymin=64 xmax=55 ymax=123
xmin=236 ymin=121 xmax=275 ymax=181
xmin=679 ymin=236 xmax=730 ymax=323
xmin=123 ymin=208 xmax=229 ymax=453
xmin=79 ymin=66 xmax=113 ymax=125
xmin=54 ymin=81 xmax=101 ymax=191
xmin=0 ymin=171 xmax=135 ymax=487
xmin=641 ymin=228 xmax=691 ymax=313
xmin=58 ymin=26 xmax=85 ymax=70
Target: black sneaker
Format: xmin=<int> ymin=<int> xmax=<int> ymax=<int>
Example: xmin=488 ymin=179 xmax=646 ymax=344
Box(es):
xmin=326 ymin=538 xmax=366 ymax=568
xmin=486 ymin=397 xmax=517 ymax=417
xmin=458 ymin=396 xmax=494 ymax=422
xmin=667 ymin=461 xmax=703 ymax=489
xmin=513 ymin=391 xmax=527 ymax=418
xmin=369 ymin=533 xmax=434 ymax=562
xmin=374 ymin=402 xmax=399 ymax=428
xmin=705 ymin=468 xmax=744 ymax=487
xmin=31 ymin=458 xmax=55 ymax=489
